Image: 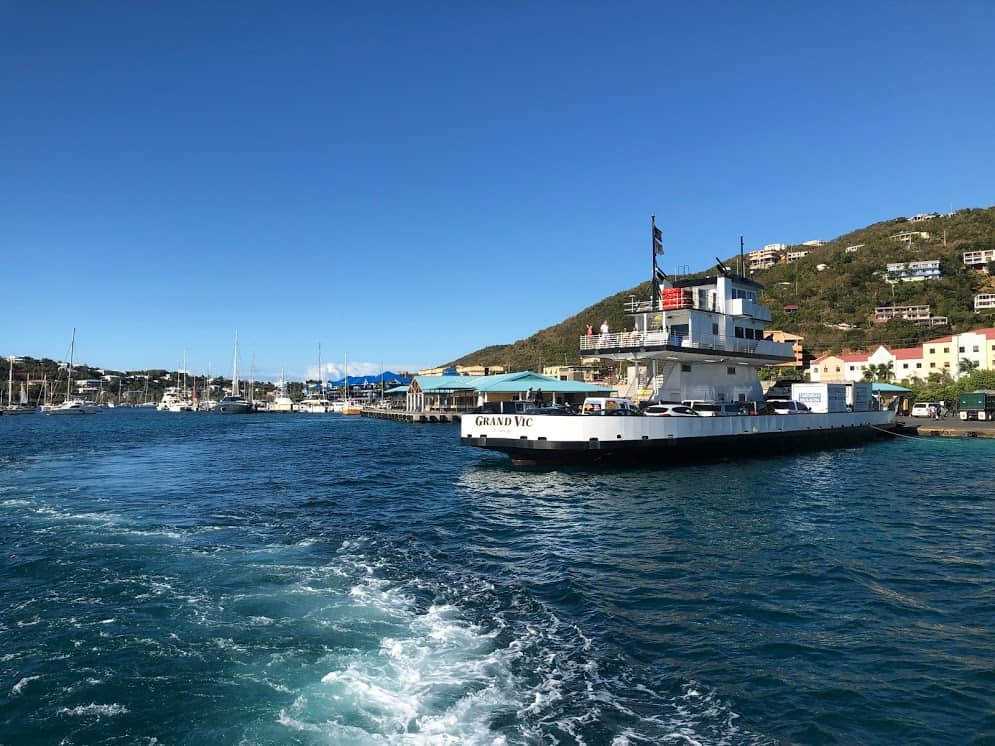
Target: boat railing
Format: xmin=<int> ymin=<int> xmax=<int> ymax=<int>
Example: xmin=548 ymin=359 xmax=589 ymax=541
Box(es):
xmin=580 ymin=331 xmax=793 ymax=357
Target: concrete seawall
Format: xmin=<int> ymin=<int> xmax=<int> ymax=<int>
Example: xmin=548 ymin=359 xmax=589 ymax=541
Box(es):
xmin=906 ymin=418 xmax=995 ymax=438
xmin=361 ymin=408 xmax=460 ymax=424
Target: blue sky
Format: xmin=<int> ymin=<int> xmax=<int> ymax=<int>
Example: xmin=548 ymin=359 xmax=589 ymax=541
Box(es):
xmin=3 ymin=1 xmax=994 ymax=380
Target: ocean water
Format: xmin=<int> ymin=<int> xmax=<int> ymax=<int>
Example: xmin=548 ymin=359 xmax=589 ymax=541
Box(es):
xmin=0 ymin=411 xmax=992 ymax=745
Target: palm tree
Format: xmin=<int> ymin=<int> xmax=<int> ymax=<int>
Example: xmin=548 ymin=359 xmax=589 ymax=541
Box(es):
xmin=959 ymin=357 xmax=979 ymax=375
xmin=864 ymin=362 xmax=894 ymax=382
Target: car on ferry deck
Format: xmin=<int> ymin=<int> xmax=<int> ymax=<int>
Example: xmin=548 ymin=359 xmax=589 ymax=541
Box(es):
xmin=682 ymin=400 xmax=742 ymax=416
xmin=643 ymin=404 xmax=699 ymax=417
xmin=767 ymin=399 xmax=812 ymax=415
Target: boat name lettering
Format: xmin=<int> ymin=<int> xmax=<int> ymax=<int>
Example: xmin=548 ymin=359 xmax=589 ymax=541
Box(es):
xmin=474 ymin=415 xmax=533 ymax=427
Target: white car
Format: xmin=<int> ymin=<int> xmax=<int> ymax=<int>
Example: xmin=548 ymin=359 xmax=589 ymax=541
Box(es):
xmin=910 ymin=401 xmax=938 ymax=418
xmin=644 ymin=404 xmax=699 ymax=417
xmin=767 ymin=399 xmax=811 ymax=415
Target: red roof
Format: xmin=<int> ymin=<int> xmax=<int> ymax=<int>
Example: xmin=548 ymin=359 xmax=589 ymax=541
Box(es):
xmin=840 ymin=353 xmax=868 ymax=363
xmin=923 ymin=335 xmax=953 ymax=344
xmin=890 ymin=347 xmax=922 ymax=360
xmin=970 ymin=327 xmax=995 ymax=338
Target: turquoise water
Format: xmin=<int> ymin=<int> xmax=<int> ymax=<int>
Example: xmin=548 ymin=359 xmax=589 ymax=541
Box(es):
xmin=1 ymin=411 xmax=992 ymax=744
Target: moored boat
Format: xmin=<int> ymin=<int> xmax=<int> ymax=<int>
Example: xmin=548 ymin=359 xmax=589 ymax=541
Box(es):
xmin=214 ymin=332 xmax=254 ymax=414
xmin=461 ymin=220 xmax=897 ymax=466
xmin=2 ymin=361 xmax=36 ymax=415
xmin=45 ymin=329 xmax=100 ymax=416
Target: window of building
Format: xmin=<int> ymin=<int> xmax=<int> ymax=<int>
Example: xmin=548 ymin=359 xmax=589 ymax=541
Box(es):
xmin=734 ymin=327 xmax=744 ymax=338
xmin=944 ymin=362 xmax=950 ymax=368
xmin=916 ymin=363 xmax=922 ymax=368
xmin=930 ymin=362 xmax=936 ymax=368
xmin=959 ymin=346 xmax=965 ymax=353
xmin=944 ymin=347 xmax=949 ymax=353
xmin=712 ymin=323 xmax=719 ymax=335
xmin=681 ymin=364 xmax=691 ymax=372
xmin=973 ymin=345 xmax=979 ymax=353
xmin=836 ymin=367 xmax=841 ymax=372
xmin=902 ymin=363 xmax=908 ymax=369
xmin=727 ymin=367 xmax=736 ymax=375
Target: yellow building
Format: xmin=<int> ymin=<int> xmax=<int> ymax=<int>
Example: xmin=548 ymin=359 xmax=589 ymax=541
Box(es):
xmin=417 ymin=364 xmax=505 ymax=377
xmin=541 ymin=364 xmax=601 ymax=383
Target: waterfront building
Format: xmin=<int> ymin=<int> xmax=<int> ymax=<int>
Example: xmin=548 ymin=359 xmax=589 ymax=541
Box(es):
xmin=811 ymin=328 xmax=995 ymax=384
xmin=405 ymin=371 xmax=611 ymax=414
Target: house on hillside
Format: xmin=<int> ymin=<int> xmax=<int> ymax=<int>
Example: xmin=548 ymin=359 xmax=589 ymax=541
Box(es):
xmin=748 ymin=245 xmax=783 ymax=271
xmin=975 ymin=294 xmax=995 ymax=311
xmin=890 ymin=230 xmax=931 ymax=243
xmin=884 ymin=260 xmax=941 ymax=283
xmin=964 ymin=248 xmax=995 ymax=271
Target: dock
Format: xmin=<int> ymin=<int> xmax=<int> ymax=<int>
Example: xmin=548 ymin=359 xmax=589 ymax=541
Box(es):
xmin=907 ymin=418 xmax=995 ymax=439
xmin=361 ymin=408 xmax=461 ymax=424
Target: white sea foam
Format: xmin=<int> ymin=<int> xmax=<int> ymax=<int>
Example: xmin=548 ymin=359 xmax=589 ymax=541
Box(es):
xmin=11 ymin=675 xmax=41 ymax=695
xmin=58 ymin=703 xmax=129 ymax=718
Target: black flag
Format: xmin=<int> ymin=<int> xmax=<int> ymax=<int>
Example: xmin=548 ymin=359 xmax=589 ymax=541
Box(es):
xmin=653 ymin=225 xmax=664 ymax=255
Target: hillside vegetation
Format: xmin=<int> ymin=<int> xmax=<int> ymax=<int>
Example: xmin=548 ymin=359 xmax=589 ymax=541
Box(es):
xmin=449 ymin=207 xmax=995 ymax=371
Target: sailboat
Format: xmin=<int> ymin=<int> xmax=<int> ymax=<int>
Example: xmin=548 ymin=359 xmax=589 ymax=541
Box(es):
xmin=340 ymin=353 xmax=363 ymax=415
xmin=214 ymin=332 xmax=254 ymax=414
xmin=47 ymin=329 xmax=99 ymax=415
xmin=2 ymin=355 xmax=37 ymax=415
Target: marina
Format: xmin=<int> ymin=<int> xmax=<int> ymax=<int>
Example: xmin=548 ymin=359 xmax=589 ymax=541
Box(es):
xmin=1 ymin=409 xmax=992 ymax=743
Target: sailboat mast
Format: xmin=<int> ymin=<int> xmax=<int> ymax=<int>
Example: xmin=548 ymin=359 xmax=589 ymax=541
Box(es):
xmin=232 ymin=332 xmax=239 ymax=398
xmin=7 ymin=355 xmax=13 ymax=407
xmin=67 ymin=327 xmax=76 ymax=403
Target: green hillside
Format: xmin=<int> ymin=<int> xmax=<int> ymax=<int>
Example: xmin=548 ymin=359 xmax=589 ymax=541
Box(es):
xmin=449 ymin=207 xmax=995 ymax=371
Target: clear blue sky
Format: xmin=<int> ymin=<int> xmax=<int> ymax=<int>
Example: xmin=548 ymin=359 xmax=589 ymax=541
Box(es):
xmin=3 ymin=1 xmax=993 ymax=380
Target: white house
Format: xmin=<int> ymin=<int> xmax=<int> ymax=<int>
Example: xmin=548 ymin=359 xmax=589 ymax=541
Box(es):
xmin=975 ymin=293 xmax=995 ymax=311
xmin=964 ymin=249 xmax=995 ymax=270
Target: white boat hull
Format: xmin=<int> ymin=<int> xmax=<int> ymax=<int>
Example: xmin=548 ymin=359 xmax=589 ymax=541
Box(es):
xmin=47 ymin=401 xmax=100 ymax=415
xmin=461 ymin=410 xmax=898 ymax=466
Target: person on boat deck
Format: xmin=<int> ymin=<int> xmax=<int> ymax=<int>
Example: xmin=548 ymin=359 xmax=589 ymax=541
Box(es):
xmin=533 ymin=388 xmax=543 ymax=407
xmin=599 ymin=320 xmax=609 ymax=344
xmin=586 ymin=324 xmax=593 ymax=337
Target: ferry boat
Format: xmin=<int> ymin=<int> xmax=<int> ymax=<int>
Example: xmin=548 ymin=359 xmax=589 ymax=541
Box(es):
xmin=461 ymin=234 xmax=896 ymax=466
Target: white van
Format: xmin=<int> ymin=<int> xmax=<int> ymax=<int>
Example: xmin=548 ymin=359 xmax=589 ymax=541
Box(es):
xmin=681 ymin=400 xmax=742 ymax=416
xmin=581 ymin=397 xmax=638 ymax=415
xmin=910 ymin=402 xmax=937 ymax=418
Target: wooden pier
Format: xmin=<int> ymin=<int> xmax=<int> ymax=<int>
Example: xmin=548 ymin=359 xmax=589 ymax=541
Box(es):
xmin=361 ymin=408 xmax=461 ymax=424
